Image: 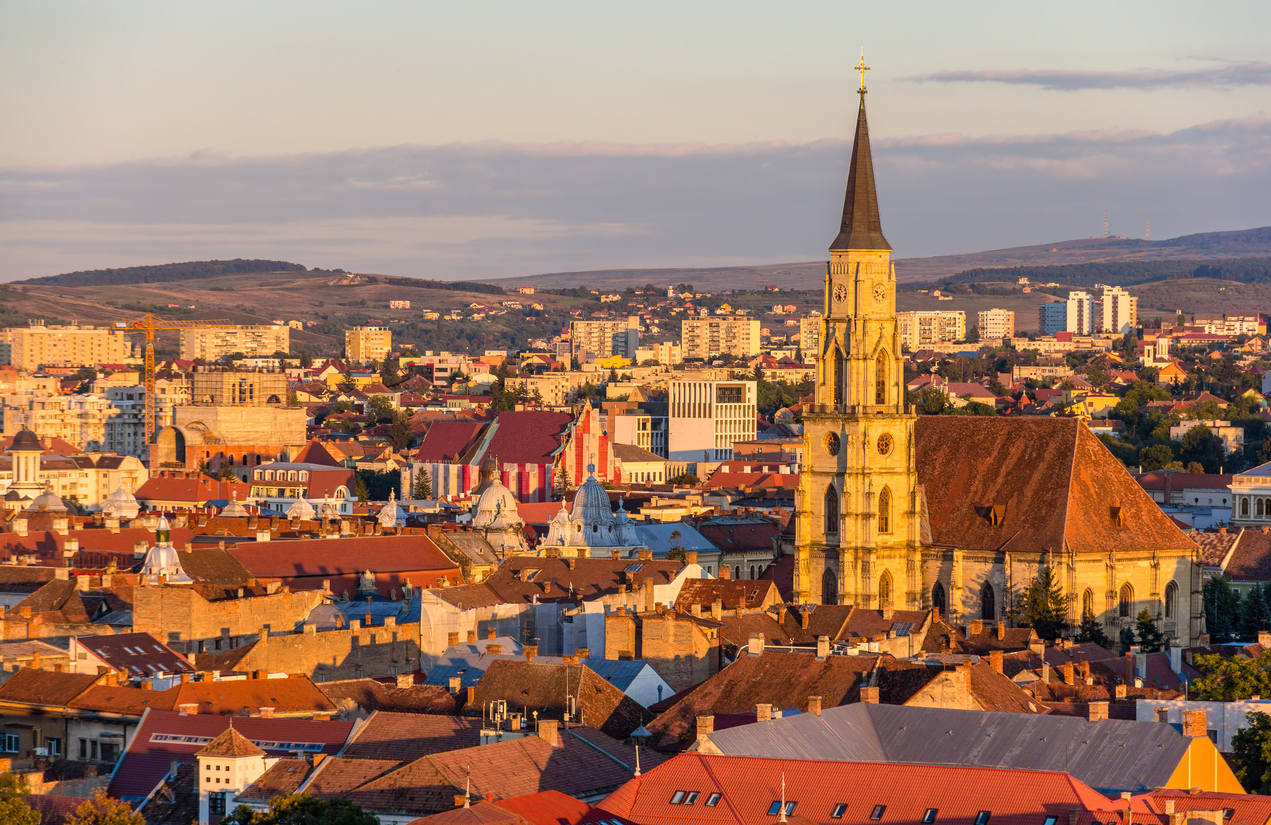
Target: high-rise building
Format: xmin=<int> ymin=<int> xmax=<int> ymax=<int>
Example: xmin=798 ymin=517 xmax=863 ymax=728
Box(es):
xmin=6 ymin=323 xmax=131 ymax=371
xmin=977 ymin=309 xmax=1015 ymax=341
xmin=1065 ymin=292 xmax=1094 ymax=335
xmin=799 ymin=313 xmax=823 ymax=357
xmin=569 ymin=317 xmax=639 ymax=363
xmin=345 ymin=327 xmax=392 ymax=363
xmin=680 ymin=317 xmax=762 ymax=360
xmin=1100 ymin=286 xmax=1137 ymax=335
xmin=1038 ymin=302 xmax=1066 ymax=336
xmin=667 ymin=379 xmax=756 ymax=461
xmin=896 ymin=311 xmax=966 ymax=350
xmin=179 ymin=325 xmax=290 ymax=362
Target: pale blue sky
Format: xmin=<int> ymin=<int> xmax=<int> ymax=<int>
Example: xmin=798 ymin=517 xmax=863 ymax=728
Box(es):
xmin=2 ymin=2 xmax=1269 ymax=279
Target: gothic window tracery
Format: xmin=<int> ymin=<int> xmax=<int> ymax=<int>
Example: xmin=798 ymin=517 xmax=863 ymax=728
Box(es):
xmin=824 ymin=485 xmax=840 ymax=535
xmin=877 ymin=486 xmax=891 ymax=534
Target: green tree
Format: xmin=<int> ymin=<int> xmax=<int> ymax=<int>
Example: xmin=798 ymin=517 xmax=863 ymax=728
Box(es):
xmin=364 ymin=395 xmax=395 ymax=423
xmin=412 ymin=468 xmax=433 ymax=499
xmin=1138 ymin=444 xmax=1175 ymax=472
xmin=354 ymin=473 xmax=370 ymax=503
xmin=1192 ymin=651 xmax=1271 ymax=701
xmin=1242 ymin=583 xmax=1271 ymax=639
xmin=666 ymin=529 xmax=687 ymax=562
xmin=1232 ymin=711 xmax=1271 ymax=794
xmin=388 ymin=409 xmax=413 ymax=451
xmin=299 ymin=350 xmax=313 ymax=369
xmin=0 ymin=773 xmax=40 ymax=825
xmin=1204 ymin=575 xmax=1243 ymax=642
xmin=218 ymin=461 xmax=238 ymax=482
xmin=222 ymin=793 xmax=379 ymax=825
xmin=1134 ymin=608 xmax=1167 ymax=653
xmin=65 ymin=788 xmax=144 ymax=825
xmin=1180 ymin=424 xmax=1225 ymax=473
xmin=554 ymin=463 xmax=571 ymax=499
xmin=1074 ymin=611 xmax=1110 ymax=647
xmin=1118 ymin=624 xmax=1137 ymax=655
xmin=1006 ymin=566 xmax=1071 ymax=641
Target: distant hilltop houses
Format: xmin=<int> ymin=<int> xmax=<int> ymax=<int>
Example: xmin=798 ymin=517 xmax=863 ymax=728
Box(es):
xmin=7 ymin=76 xmax=1271 ymax=825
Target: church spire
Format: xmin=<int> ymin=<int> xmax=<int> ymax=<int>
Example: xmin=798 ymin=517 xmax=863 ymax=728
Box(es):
xmin=830 ymin=53 xmax=890 ymax=251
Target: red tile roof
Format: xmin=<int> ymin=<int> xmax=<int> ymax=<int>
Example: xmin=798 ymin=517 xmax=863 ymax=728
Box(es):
xmin=0 ymin=668 xmax=100 ymax=706
xmin=475 ymin=411 xmax=574 ymax=466
xmin=135 ymin=475 xmax=250 ymax=504
xmin=75 ymin=631 xmax=194 ymax=677
xmin=197 ymin=726 xmax=265 ymax=757
xmin=417 ymin=421 xmax=488 ymax=462
xmin=227 ymin=534 xmax=459 ymax=584
xmin=294 ymin=438 xmax=343 ymax=467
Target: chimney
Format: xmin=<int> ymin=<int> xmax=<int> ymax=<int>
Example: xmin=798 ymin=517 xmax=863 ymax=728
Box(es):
xmin=719 ymin=565 xmax=730 ymax=580
xmin=538 ymin=718 xmax=559 ymax=746
xmin=140 ymin=679 xmax=152 ymax=691
xmin=449 ymin=675 xmax=461 ymax=694
xmin=686 ymin=551 xmax=698 ymax=564
xmin=447 ymin=631 xmax=459 ymax=647
xmin=756 ymin=703 xmax=772 ymax=722
xmin=178 ymin=703 xmax=198 ymax=715
xmin=487 ymin=627 xmax=497 ymax=641
xmin=996 ymin=621 xmax=1006 ymax=640
xmin=711 ymin=599 xmax=723 ymax=622
xmin=1061 ymin=662 xmax=1075 ymax=685
xmin=488 ymin=644 xmax=502 ymax=655
xmin=610 ymin=548 xmax=620 ymax=560
xmin=1260 ymin=631 xmax=1271 ymax=648
xmin=1124 ymin=652 xmax=1134 ymax=685
xmin=696 ymin=714 xmax=715 ymax=740
xmin=969 ymin=619 xmax=983 ymax=635
xmin=860 ymin=686 xmax=880 ymax=704
xmin=817 ymin=635 xmax=831 ymax=660
xmin=525 ymin=644 xmax=538 ymax=663
xmin=1087 ymin=701 xmax=1109 ymax=722
xmin=808 ymin=696 xmax=822 ymax=717
xmin=988 ymin=650 xmax=1003 ymax=673
xmin=1156 ymin=707 xmax=1170 ymax=723
xmin=256 ymin=529 xmax=270 ymax=543
xmin=1029 ymin=639 xmax=1045 ymax=656
xmin=466 ymin=686 xmax=476 ymax=707
xmin=396 ymin=673 xmax=413 ymax=689
xmin=259 ymin=707 xmax=275 ymax=719
xmin=638 ymin=548 xmax=653 ymax=561
xmin=575 ymin=648 xmax=590 ymax=660
xmin=691 ymin=603 xmax=702 ymax=618
xmin=748 ymin=632 xmax=764 ymax=656
xmin=1069 ymin=810 xmax=1081 ymax=825
xmin=1182 ymin=709 xmax=1207 ymax=738
xmin=800 ymin=605 xmax=811 ymax=629
xmin=1115 ymin=684 xmax=1127 ymax=700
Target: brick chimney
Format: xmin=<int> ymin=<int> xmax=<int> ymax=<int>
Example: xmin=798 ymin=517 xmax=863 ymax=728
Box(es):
xmin=575 ymin=648 xmax=590 ymax=660
xmin=817 ymin=636 xmax=830 ymax=659
xmin=808 ymin=696 xmax=822 ymax=716
xmin=1124 ymin=652 xmax=1134 ymax=685
xmin=259 ymin=707 xmax=275 ymax=719
xmin=1041 ymin=661 xmax=1050 ymax=684
xmin=719 ymin=565 xmax=730 ymax=580
xmin=488 ymin=644 xmax=502 ymax=655
xmin=800 ymin=605 xmax=811 ymax=629
xmin=449 ymin=676 xmax=461 ymax=694
xmin=178 ymin=703 xmax=198 ymax=715
xmin=756 ymin=703 xmax=772 ymax=722
xmin=1087 ymin=701 xmax=1108 ymax=722
xmin=860 ymin=686 xmax=880 ymax=704
xmin=1060 ymin=662 xmax=1075 ymax=684
xmin=996 ymin=621 xmax=1006 ymax=640
xmin=748 ymin=632 xmax=764 ymax=657
xmin=882 ymin=603 xmax=894 ymax=621
xmin=524 ymin=644 xmax=538 ymax=663
xmin=696 ymin=714 xmax=715 ymax=740
xmin=691 ymin=604 xmax=702 ymax=618
xmin=988 ymin=650 xmax=1003 ymax=673
xmin=1182 ymin=709 xmax=1207 ymax=738
xmin=1115 ymin=684 xmax=1127 ymax=700
xmin=969 ymin=619 xmax=983 ymax=635
xmin=686 ymin=551 xmax=698 ymax=564
xmin=638 ymin=548 xmax=653 ymax=561
xmin=447 ymin=631 xmax=459 ymax=647
xmin=711 ymin=599 xmax=723 ymax=622
xmin=537 ymin=719 xmax=559 ymax=746
xmin=396 ymin=672 xmax=413 ymax=688
xmin=488 ymin=627 xmax=497 ymax=641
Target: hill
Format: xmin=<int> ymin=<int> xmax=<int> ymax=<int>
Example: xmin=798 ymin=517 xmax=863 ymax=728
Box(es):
xmin=20 ymin=259 xmax=310 ymax=287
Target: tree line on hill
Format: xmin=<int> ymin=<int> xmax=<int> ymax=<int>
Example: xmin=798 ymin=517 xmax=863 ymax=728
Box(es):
xmin=941 ymin=257 xmax=1271 ymax=289
xmin=21 ymin=259 xmax=309 ymax=286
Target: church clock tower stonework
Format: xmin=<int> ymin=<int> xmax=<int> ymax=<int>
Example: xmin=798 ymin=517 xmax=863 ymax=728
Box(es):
xmin=796 ymin=60 xmax=922 ymax=608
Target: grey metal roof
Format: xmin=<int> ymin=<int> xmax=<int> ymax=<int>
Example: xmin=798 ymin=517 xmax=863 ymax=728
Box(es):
xmin=702 ymin=702 xmax=1191 ymax=794
xmin=586 ymin=658 xmax=653 ymax=692
xmin=423 ymin=645 xmax=656 ymax=694
xmin=633 ymin=523 xmax=717 ymax=557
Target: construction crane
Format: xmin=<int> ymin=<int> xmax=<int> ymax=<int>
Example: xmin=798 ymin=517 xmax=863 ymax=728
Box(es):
xmin=118 ymin=315 xmax=233 ymax=447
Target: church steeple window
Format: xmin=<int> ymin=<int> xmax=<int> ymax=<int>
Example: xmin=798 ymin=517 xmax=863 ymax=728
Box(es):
xmin=824 ymin=485 xmax=840 ymax=535
xmin=875 ymin=351 xmax=888 ymax=405
xmin=877 ymin=486 xmax=891 ymax=534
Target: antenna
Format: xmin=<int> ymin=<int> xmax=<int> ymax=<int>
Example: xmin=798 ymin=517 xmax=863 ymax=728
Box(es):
xmin=1102 ymin=211 xmax=1109 ymax=239
xmin=1145 ymin=218 xmax=1151 ymax=242
xmin=779 ymin=771 xmax=788 ymax=823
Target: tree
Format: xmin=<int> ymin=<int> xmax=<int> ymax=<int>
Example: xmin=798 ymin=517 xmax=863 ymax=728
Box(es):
xmin=667 ymin=529 xmax=687 ymax=562
xmin=0 ymin=773 xmax=40 ymax=825
xmin=1192 ymin=651 xmax=1271 ymax=701
xmin=388 ymin=409 xmax=413 ymax=451
xmin=222 ymin=793 xmax=379 ymax=825
xmin=299 ymin=350 xmax=313 ymax=369
xmin=218 ymin=461 xmax=238 ymax=482
xmin=412 ymin=468 xmax=433 ymax=499
xmin=1204 ymin=575 xmax=1243 ymax=642
xmin=1180 ymin=424 xmax=1225 ymax=473
xmin=354 ymin=473 xmax=370 ymax=503
xmin=554 ymin=463 xmax=571 ymax=499
xmin=1118 ymin=624 xmax=1137 ymax=655
xmin=1074 ymin=611 xmax=1110 ymax=647
xmin=1007 ymin=567 xmax=1070 ymax=641
xmin=1138 ymin=444 xmax=1175 ymax=472
xmin=66 ymin=788 xmax=144 ymax=825
xmin=365 ymin=395 xmax=395 ymax=423
xmin=1134 ymin=608 xmax=1167 ymax=653
xmin=1232 ymin=711 xmax=1271 ymax=794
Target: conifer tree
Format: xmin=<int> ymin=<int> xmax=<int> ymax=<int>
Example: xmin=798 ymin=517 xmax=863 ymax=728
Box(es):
xmin=413 ymin=469 xmax=433 ymax=500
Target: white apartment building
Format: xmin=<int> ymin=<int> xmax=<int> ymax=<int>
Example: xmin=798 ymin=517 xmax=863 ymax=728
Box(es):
xmin=612 ymin=411 xmax=668 ymax=458
xmin=896 ymin=311 xmax=966 ymax=350
xmin=570 ymin=317 xmax=640 ymax=363
xmin=1066 ymin=291 xmax=1094 ymax=335
xmin=1194 ymin=314 xmax=1262 ymax=336
xmin=680 ymin=317 xmax=761 ymax=360
xmin=799 ymin=313 xmax=823 ymax=357
xmin=977 ymin=308 xmax=1015 ymax=341
xmin=6 ymin=323 xmax=132 ymax=371
xmin=667 ymin=379 xmax=756 ymax=461
xmin=1 ymin=394 xmax=118 ymax=450
xmin=178 ymin=325 xmax=290 ymax=362
xmin=102 ymin=380 xmax=191 ymax=458
xmin=1100 ymin=286 xmax=1138 ymax=335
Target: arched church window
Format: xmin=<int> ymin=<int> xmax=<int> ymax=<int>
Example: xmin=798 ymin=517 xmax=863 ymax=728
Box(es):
xmin=1119 ymin=583 xmax=1134 ymax=618
xmin=822 ymin=568 xmax=838 ymax=606
xmin=1164 ymin=581 xmax=1177 ymax=619
xmin=1259 ymin=499 xmax=1264 ymax=518
xmin=1243 ymin=498 xmax=1251 ymax=517
xmin=832 ymin=346 xmax=845 ymax=408
xmin=875 ymin=351 xmax=888 ymax=405
xmin=878 ymin=570 xmax=893 ymax=605
xmin=931 ymin=582 xmax=947 ymax=615
xmin=980 ymin=584 xmax=995 ymax=621
xmin=1082 ymin=588 xmax=1095 ymax=619
xmin=877 ymin=487 xmax=891 ymax=534
xmin=749 ymin=565 xmax=756 ymax=580
xmin=824 ymin=485 xmax=839 ymax=535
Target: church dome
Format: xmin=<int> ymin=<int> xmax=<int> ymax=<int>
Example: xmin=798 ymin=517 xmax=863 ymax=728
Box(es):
xmin=25 ymin=487 xmax=67 ymax=513
xmin=9 ymin=429 xmax=42 ymax=453
xmin=571 ymin=469 xmax=613 ymax=531
xmin=102 ymin=486 xmax=140 ymax=520
xmin=317 ymin=498 xmax=341 ymax=520
xmin=286 ymin=497 xmax=316 ymax=520
xmin=472 ymin=478 xmax=520 ymax=530
xmin=378 ymin=490 xmax=404 ymax=528
xmin=221 ymin=492 xmax=248 ymax=519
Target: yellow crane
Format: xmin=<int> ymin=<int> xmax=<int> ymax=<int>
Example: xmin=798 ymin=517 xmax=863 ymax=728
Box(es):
xmin=118 ymin=315 xmax=233 ymax=446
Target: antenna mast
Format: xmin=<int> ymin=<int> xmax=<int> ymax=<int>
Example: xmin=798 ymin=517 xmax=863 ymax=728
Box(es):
xmin=1145 ymin=218 xmax=1151 ymax=241
xmin=1102 ymin=211 xmax=1109 ymax=239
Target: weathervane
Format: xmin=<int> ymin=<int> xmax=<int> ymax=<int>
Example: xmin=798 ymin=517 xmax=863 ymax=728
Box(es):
xmin=857 ymin=48 xmax=870 ymax=94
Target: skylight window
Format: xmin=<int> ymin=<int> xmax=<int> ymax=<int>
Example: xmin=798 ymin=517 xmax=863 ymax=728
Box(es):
xmin=768 ymin=801 xmax=797 ymax=817
xmin=975 ymin=812 xmax=991 ymax=825
xmin=684 ymin=792 xmax=699 ymax=805
xmin=832 ymin=804 xmax=848 ymax=819
xmin=871 ymin=805 xmax=887 ymax=820
xmin=1044 ymin=817 xmax=1058 ymax=825
xmin=706 ymin=794 xmax=721 ymax=807
xmin=625 ymin=564 xmax=645 ymax=572
xmin=923 ymin=810 xmax=938 ymax=824
xmin=670 ymin=792 xmax=685 ymax=805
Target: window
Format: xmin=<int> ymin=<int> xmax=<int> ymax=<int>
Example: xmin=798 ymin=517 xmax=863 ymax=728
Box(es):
xmin=706 ymin=793 xmax=721 ymax=807
xmin=981 ymin=584 xmax=995 ymax=621
xmin=47 ymin=737 xmax=61 ymax=757
xmin=824 ymin=484 xmax=839 ymax=535
xmin=671 ymin=792 xmax=685 ymax=805
xmin=832 ymin=804 xmax=848 ymax=819
xmin=931 ymin=582 xmax=946 ymax=615
xmin=1044 ymin=818 xmax=1058 ymax=825
xmin=1 ymin=733 xmax=18 ymax=753
xmin=878 ymin=571 xmax=892 ymax=604
xmin=209 ymin=793 xmax=227 ymax=817
xmin=871 ymin=805 xmax=887 ymax=820
xmin=975 ymin=812 xmax=991 ymax=825
xmin=1119 ymin=583 xmax=1134 ymax=618
xmin=685 ymin=792 xmax=700 ymax=804
xmin=923 ymin=810 xmax=938 ymax=824
xmin=1165 ymin=581 xmax=1178 ymax=619
xmin=768 ymin=802 xmax=797 ymax=817
xmin=1243 ymin=498 xmax=1250 ymax=517
xmin=877 ymin=487 xmax=891 ymax=534
xmin=875 ymin=351 xmax=888 ymax=405
xmin=1082 ymin=588 xmax=1095 ymax=619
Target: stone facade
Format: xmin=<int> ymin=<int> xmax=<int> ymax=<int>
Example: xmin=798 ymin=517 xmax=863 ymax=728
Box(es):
xmin=604 ymin=609 xmax=719 ymax=692
xmin=132 ymin=585 xmax=326 ymax=651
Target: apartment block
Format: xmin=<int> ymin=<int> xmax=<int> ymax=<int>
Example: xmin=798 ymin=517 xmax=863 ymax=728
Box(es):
xmin=570 ymin=317 xmax=639 ymax=363
xmin=976 ymin=308 xmax=1015 ymax=341
xmin=612 ymin=411 xmax=667 ymax=458
xmin=633 ymin=341 xmax=683 ymax=366
xmin=7 ymin=324 xmax=131 ymax=371
xmin=179 ymin=325 xmax=290 ymax=362
xmin=1100 ymin=286 xmax=1138 ymax=335
xmin=345 ymin=326 xmax=392 ymax=363
xmin=667 ymin=379 xmax=756 ymax=461
xmin=799 ymin=313 xmax=823 ymax=356
xmin=680 ymin=317 xmax=761 ymax=360
xmin=102 ymin=380 xmax=190 ymax=458
xmin=1066 ymin=291 xmax=1094 ymax=335
xmin=896 ymin=311 xmax=966 ymax=350
xmin=0 ymin=394 xmax=118 ymax=449
xmin=1038 ymin=301 xmax=1067 ymax=336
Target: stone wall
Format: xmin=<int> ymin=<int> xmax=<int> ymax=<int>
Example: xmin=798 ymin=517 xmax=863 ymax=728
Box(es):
xmin=604 ymin=609 xmax=718 ymax=692
xmin=132 ymin=585 xmax=326 ymax=647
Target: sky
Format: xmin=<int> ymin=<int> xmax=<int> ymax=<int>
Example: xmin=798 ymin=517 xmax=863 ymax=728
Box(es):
xmin=2 ymin=1 xmax=1269 ymax=282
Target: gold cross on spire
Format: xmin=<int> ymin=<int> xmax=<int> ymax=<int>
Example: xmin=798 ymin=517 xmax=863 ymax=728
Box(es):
xmin=857 ymin=48 xmax=870 ymax=94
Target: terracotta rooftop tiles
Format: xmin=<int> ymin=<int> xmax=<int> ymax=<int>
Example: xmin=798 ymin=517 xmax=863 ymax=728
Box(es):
xmin=236 ymin=757 xmax=313 ymax=804
xmin=470 ymin=660 xmax=649 ymax=740
xmin=197 ymin=725 xmax=265 ymax=757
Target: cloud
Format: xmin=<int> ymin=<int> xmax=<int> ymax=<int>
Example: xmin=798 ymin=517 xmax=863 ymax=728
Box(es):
xmin=0 ymin=118 xmax=1268 ymax=281
xmin=906 ymin=61 xmax=1271 ymax=91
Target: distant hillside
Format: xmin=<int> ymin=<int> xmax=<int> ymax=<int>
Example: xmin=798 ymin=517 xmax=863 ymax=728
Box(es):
xmin=942 ymin=257 xmax=1271 ymax=289
xmin=21 ymin=259 xmax=310 ymax=287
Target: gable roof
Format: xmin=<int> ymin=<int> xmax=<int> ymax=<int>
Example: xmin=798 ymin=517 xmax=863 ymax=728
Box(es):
xmin=0 ymin=667 xmax=100 ymax=706
xmin=226 ymin=534 xmax=458 ymax=579
xmin=473 ymin=411 xmax=574 ymax=466
xmin=197 ymin=725 xmax=265 ymax=757
xmin=293 ymin=438 xmax=343 ymax=467
xmin=469 ymin=660 xmax=648 ymax=739
xmin=916 ymin=417 xmax=1195 ymax=555
xmin=416 ymin=421 xmax=488 ymax=462
xmin=74 ymin=631 xmax=193 ymax=677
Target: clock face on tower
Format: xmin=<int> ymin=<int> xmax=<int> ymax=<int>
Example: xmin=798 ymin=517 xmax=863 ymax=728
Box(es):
xmin=873 ymin=284 xmax=887 ymax=304
xmin=833 ymin=284 xmax=848 ymax=304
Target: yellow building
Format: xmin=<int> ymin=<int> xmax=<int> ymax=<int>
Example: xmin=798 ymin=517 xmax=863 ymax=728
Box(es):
xmin=179 ymin=324 xmax=290 ymax=361
xmin=345 ymin=326 xmax=392 ymax=364
xmin=7 ymin=323 xmax=131 ymax=371
xmin=792 ymin=70 xmax=1200 ymax=646
xmin=680 ymin=316 xmax=761 ymax=360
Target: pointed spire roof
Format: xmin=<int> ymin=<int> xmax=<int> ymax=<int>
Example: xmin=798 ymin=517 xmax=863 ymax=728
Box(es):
xmin=830 ymin=86 xmax=890 ymax=252
xmin=294 ymin=438 xmax=341 ymax=467
xmin=196 ymin=726 xmax=264 ymax=758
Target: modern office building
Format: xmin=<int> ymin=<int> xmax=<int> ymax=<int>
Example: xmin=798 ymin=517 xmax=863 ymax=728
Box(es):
xmin=667 ymin=379 xmax=756 ymax=461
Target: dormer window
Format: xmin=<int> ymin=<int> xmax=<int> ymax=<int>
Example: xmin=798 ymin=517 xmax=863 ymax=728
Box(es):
xmin=1111 ymin=505 xmax=1124 ymax=527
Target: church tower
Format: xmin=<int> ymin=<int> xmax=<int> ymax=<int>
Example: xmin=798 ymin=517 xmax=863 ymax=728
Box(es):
xmin=795 ymin=58 xmax=922 ymax=608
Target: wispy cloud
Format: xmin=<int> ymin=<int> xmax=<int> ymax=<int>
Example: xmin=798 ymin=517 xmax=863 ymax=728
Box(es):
xmin=906 ymin=61 xmax=1271 ymax=91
